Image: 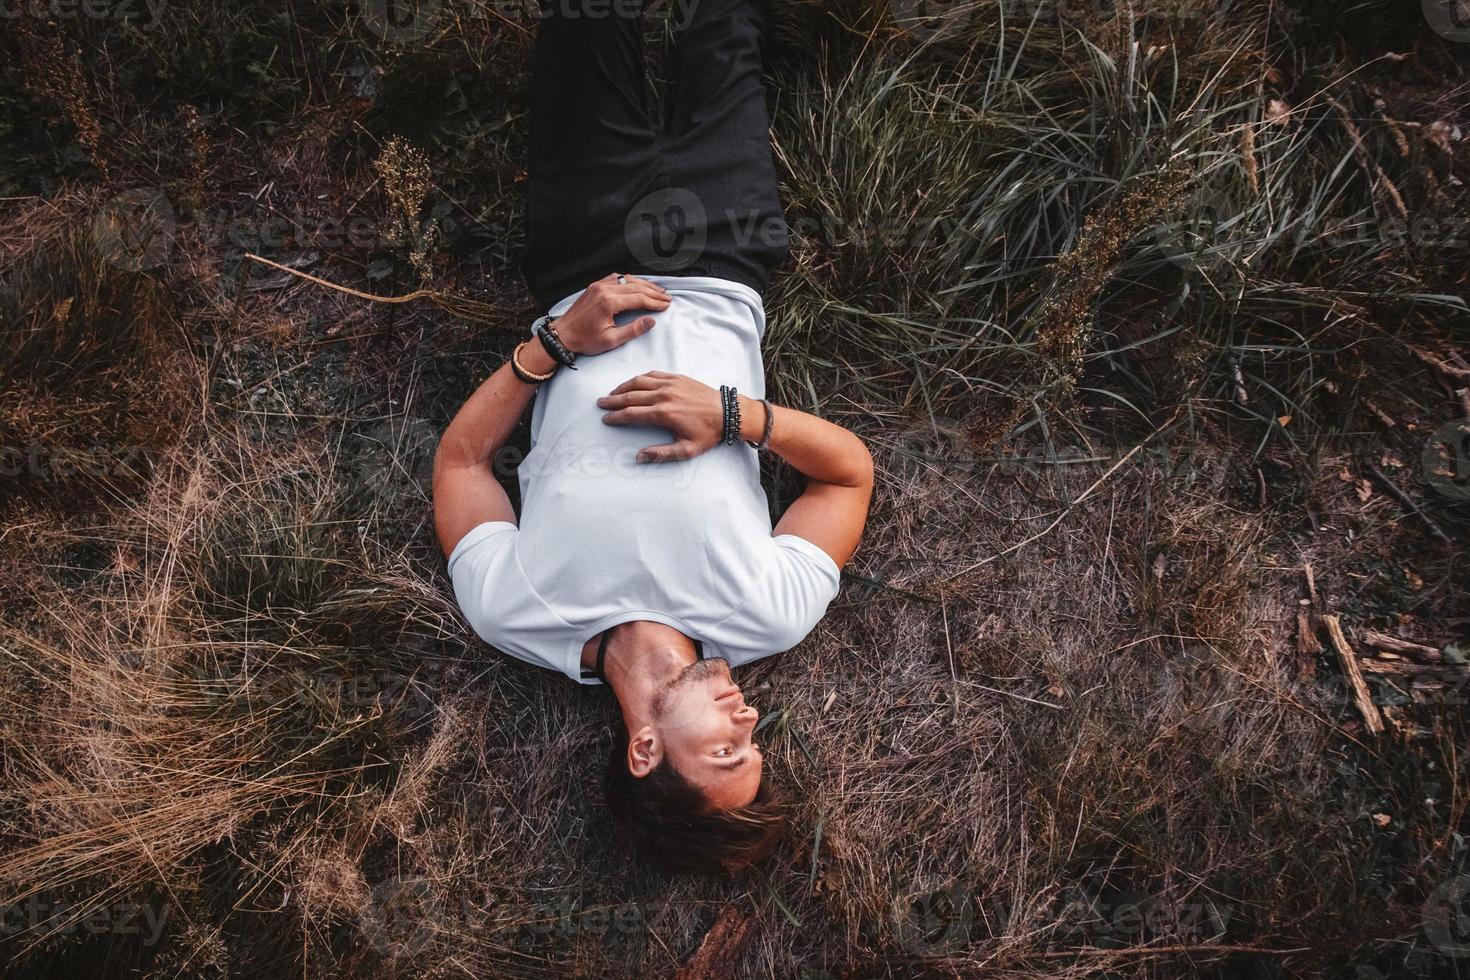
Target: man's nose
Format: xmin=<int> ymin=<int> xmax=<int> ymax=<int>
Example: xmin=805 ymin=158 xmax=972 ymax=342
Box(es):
xmin=734 ymin=704 xmax=758 ymax=727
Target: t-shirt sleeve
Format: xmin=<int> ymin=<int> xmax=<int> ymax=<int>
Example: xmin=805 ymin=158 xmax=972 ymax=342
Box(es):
xmin=446 ymin=521 xmax=576 ymax=678
xmin=712 ymin=533 xmax=842 ymax=664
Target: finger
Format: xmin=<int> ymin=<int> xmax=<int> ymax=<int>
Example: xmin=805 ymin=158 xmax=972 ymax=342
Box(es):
xmin=637 ymin=440 xmax=696 ymax=464
xmin=603 ymin=288 xmax=672 ymax=315
xmin=601 ymin=405 xmax=662 ymax=426
xmin=595 ymin=389 xmax=659 ymax=410
xmin=606 ymin=373 xmax=666 ymax=397
xmin=597 ymin=274 xmax=670 ymax=305
xmin=607 ymin=278 xmax=670 ymax=303
xmin=618 ymin=274 xmax=672 ymax=297
xmin=634 ymin=282 xmax=672 ymax=307
xmin=608 ymin=316 xmax=657 ymax=347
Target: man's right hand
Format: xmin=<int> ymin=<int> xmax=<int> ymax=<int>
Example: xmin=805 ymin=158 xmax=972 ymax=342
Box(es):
xmin=553 ymin=273 xmax=671 ymax=356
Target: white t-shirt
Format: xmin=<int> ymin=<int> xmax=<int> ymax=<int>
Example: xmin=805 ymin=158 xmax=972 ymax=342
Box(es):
xmin=448 ymin=275 xmax=841 ymax=684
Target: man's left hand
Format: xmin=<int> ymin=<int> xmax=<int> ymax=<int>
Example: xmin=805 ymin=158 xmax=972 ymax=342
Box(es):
xmin=597 ymin=372 xmax=725 ymax=463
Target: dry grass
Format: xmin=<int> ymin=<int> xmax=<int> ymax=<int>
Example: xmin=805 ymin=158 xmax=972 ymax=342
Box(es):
xmin=1 ymin=1 xmax=1468 ymax=977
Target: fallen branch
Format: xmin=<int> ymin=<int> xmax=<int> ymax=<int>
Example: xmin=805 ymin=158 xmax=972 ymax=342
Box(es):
xmin=1410 ymin=344 xmax=1470 ymax=382
xmin=1364 ymin=460 xmax=1454 ymax=546
xmin=1362 ymin=630 xmax=1442 ymax=663
xmin=1358 ymin=658 xmax=1464 ymax=681
xmin=1296 ymin=600 xmax=1322 ymax=661
xmin=1321 ymin=614 xmax=1384 ymax=735
xmin=1357 ymin=659 xmax=1464 ymax=678
xmin=676 ymin=905 xmax=753 ymax=980
xmin=243 ymin=252 xmax=513 ymax=326
xmin=1295 ymin=566 xmax=1321 ymax=677
xmin=1364 ymin=399 xmax=1396 ymax=429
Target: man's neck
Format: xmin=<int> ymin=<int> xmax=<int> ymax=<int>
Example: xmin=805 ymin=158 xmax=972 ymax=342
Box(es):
xmin=583 ymin=621 xmax=697 ymax=732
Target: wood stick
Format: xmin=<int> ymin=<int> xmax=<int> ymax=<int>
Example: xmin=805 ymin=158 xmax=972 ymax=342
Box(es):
xmin=1362 ymin=630 xmax=1442 ymax=663
xmin=1295 ymin=566 xmax=1321 ymax=677
xmin=1364 ymin=460 xmax=1454 ymax=546
xmin=1357 ymin=659 xmax=1464 ymax=678
xmin=676 ymin=905 xmax=752 ymax=980
xmin=1321 ymin=615 xmax=1384 ymax=735
xmin=1410 ymin=344 xmax=1470 ymax=381
xmin=1365 ymin=399 xmax=1397 ymax=429
xmin=1296 ymin=602 xmax=1322 ymax=654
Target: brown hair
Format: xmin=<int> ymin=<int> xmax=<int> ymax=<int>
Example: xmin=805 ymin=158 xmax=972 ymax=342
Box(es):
xmin=602 ymin=725 xmax=789 ymax=875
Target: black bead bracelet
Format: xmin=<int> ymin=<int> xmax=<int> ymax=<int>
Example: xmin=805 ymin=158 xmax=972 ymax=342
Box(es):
xmin=719 ymin=385 xmax=742 ymax=446
xmin=533 ymin=315 xmax=578 ymax=370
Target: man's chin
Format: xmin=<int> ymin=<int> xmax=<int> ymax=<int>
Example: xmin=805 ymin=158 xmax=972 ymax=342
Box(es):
xmin=675 ymin=655 xmax=732 ymax=684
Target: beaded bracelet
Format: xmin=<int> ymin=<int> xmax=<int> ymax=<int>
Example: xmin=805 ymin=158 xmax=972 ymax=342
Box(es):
xmin=719 ymin=385 xmax=742 ymax=446
xmin=746 ymin=397 xmax=774 ymax=451
xmin=510 ymin=340 xmax=556 ymax=384
xmin=532 ymin=315 xmax=578 ymax=370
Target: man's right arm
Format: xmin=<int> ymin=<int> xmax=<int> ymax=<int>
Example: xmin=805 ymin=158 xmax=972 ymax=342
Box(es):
xmin=741 ymin=398 xmax=873 ymax=569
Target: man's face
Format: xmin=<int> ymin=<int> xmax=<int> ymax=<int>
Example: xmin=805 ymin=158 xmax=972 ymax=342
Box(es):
xmin=649 ymin=658 xmax=763 ymax=809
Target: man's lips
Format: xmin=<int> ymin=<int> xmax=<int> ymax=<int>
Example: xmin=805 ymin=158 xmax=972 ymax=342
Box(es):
xmin=714 ymin=686 xmax=742 ymax=704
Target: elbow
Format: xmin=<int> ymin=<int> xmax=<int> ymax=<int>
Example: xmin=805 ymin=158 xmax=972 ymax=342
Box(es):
xmin=841 ymin=433 xmax=875 ymax=491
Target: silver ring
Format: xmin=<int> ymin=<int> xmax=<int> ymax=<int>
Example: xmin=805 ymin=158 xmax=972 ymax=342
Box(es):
xmin=616 ymin=274 xmax=627 ymax=286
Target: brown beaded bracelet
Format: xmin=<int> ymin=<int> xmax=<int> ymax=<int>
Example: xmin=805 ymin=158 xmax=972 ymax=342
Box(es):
xmin=745 ymin=397 xmax=774 ymax=451
xmin=510 ymin=340 xmax=556 ymax=384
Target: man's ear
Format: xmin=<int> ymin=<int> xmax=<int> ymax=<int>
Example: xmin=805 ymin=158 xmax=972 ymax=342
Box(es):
xmin=626 ymin=725 xmax=660 ymax=778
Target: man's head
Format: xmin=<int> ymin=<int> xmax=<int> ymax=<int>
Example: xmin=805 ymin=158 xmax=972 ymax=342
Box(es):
xmin=603 ymin=658 xmax=788 ymax=874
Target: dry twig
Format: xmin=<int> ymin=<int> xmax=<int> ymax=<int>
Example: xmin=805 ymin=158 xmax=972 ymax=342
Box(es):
xmin=1321 ymin=615 xmax=1384 ymax=735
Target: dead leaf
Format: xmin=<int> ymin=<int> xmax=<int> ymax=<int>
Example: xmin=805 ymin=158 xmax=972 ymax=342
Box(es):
xmin=1427 ymin=119 xmax=1455 ymax=155
xmin=1373 ymin=813 xmax=1392 ymax=828
xmin=1355 ymin=479 xmax=1373 ymax=502
xmin=1266 ymin=99 xmax=1292 ymax=125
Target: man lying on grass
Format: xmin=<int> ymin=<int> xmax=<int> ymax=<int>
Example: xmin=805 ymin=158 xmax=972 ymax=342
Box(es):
xmin=431 ymin=0 xmax=872 ymax=874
